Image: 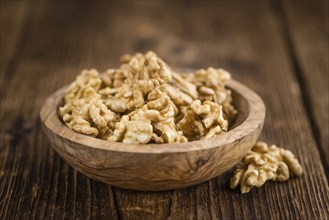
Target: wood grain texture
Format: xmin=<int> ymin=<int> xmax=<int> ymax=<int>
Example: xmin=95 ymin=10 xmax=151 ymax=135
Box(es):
xmin=40 ymin=80 xmax=265 ymax=191
xmin=1 ymin=1 xmax=328 ymax=219
xmin=281 ymin=0 xmax=329 ymax=176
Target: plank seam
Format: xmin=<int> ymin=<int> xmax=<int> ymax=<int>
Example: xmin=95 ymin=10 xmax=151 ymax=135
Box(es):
xmin=111 ymin=188 xmax=122 ymax=220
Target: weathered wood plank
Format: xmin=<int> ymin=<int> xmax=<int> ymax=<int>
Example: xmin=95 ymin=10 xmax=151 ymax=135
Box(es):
xmin=281 ymin=0 xmax=329 ymax=176
xmin=0 ymin=1 xmax=328 ymax=220
xmin=0 ymin=2 xmax=120 ymax=219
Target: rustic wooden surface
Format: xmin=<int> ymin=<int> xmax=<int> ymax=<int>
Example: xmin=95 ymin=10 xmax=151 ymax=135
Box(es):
xmin=1 ymin=1 xmax=328 ymax=219
xmin=281 ymin=1 xmax=329 ymax=177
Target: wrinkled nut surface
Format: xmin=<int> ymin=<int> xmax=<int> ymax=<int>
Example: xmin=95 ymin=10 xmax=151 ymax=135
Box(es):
xmin=59 ymin=51 xmax=237 ymax=144
xmin=230 ymin=142 xmax=303 ymax=193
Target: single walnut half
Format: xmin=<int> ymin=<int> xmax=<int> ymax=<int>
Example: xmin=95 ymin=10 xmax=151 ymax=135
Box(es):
xmin=60 ymin=87 xmax=119 ymax=139
xmin=153 ymin=118 xmax=188 ymax=143
xmin=118 ymin=51 xmax=173 ymax=110
xmin=190 ymin=100 xmax=228 ymax=130
xmin=160 ymin=84 xmax=193 ymax=106
xmin=172 ymin=72 xmax=198 ymax=99
xmin=177 ymin=110 xmax=205 ymax=141
xmin=177 ymin=100 xmax=228 ymax=140
xmin=230 ymin=142 xmax=303 ymax=193
xmin=108 ymin=108 xmax=159 ymax=144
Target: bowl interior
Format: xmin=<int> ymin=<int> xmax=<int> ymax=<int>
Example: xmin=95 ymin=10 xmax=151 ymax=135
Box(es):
xmin=230 ymin=88 xmax=248 ymax=130
xmin=55 ymin=84 xmax=249 ymax=141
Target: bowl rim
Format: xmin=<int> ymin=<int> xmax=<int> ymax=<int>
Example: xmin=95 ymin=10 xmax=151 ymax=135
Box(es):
xmin=40 ymin=80 xmax=265 ymax=154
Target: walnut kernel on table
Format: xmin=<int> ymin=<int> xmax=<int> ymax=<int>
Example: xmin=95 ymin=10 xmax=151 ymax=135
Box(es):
xmin=230 ymin=142 xmax=303 ymax=194
xmin=59 ymin=51 xmax=237 ymax=144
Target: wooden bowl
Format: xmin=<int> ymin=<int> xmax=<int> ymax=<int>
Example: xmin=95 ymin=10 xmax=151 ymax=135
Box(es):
xmin=40 ymin=80 xmax=265 ymax=191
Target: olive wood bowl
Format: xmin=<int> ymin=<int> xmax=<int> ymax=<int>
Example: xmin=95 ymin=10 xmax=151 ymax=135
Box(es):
xmin=40 ymin=80 xmax=265 ymax=191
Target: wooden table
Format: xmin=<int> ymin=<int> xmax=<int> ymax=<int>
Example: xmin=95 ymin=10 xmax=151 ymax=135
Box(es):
xmin=1 ymin=1 xmax=328 ymax=219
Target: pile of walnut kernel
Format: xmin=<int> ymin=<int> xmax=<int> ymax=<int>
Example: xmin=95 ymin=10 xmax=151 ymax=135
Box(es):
xmin=59 ymin=51 xmax=237 ymax=144
xmin=230 ymin=142 xmax=303 ymax=193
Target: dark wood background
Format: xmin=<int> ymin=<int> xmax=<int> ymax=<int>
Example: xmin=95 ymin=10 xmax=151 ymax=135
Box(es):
xmin=1 ymin=1 xmax=328 ymax=219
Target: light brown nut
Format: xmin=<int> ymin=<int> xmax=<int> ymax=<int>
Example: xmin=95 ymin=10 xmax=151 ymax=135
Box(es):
xmin=190 ymin=100 xmax=210 ymax=115
xmin=109 ymin=108 xmax=159 ymax=144
xmin=274 ymin=162 xmax=290 ymax=182
xmin=230 ymin=142 xmax=303 ymax=193
xmin=123 ymin=121 xmax=153 ymax=144
xmin=60 ymin=80 xmax=120 ymax=139
xmin=89 ymin=99 xmax=117 ymax=129
xmin=172 ymin=72 xmax=198 ymax=99
xmin=230 ymin=168 xmax=245 ymax=190
xmin=153 ymin=119 xmax=188 ymax=143
xmin=104 ymin=98 xmax=127 ymax=113
xmin=108 ymin=108 xmax=156 ymax=144
xmin=160 ymin=84 xmax=193 ymax=106
xmin=59 ymin=103 xmax=72 ymax=119
xmin=191 ymin=67 xmax=237 ymax=120
xmin=152 ymin=133 xmax=165 ymax=144
xmin=194 ymin=67 xmax=231 ymax=88
xmin=129 ymin=108 xmax=160 ymax=122
xmin=71 ymin=117 xmax=99 ymax=137
xmin=147 ymin=89 xmax=178 ymax=118
xmin=280 ymin=149 xmax=303 ymax=176
xmin=203 ymin=125 xmax=223 ymax=139
xmin=59 ymin=71 xmax=102 ymax=119
xmin=177 ymin=110 xmax=204 ymax=141
xmin=101 ymin=69 xmax=127 ymax=88
xmin=199 ymin=86 xmax=215 ymax=95
xmin=128 ymin=104 xmax=185 ymax=144
xmin=98 ymin=87 xmax=119 ymax=96
xmin=101 ymin=69 xmax=114 ymax=87
xmin=175 ymin=105 xmax=190 ymax=123
xmin=117 ymin=51 xmax=173 ymax=110
xmin=108 ymin=115 xmax=129 ymax=142
xmin=70 ymin=69 xmax=102 ymax=98
xmin=190 ymin=100 xmax=228 ymax=131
